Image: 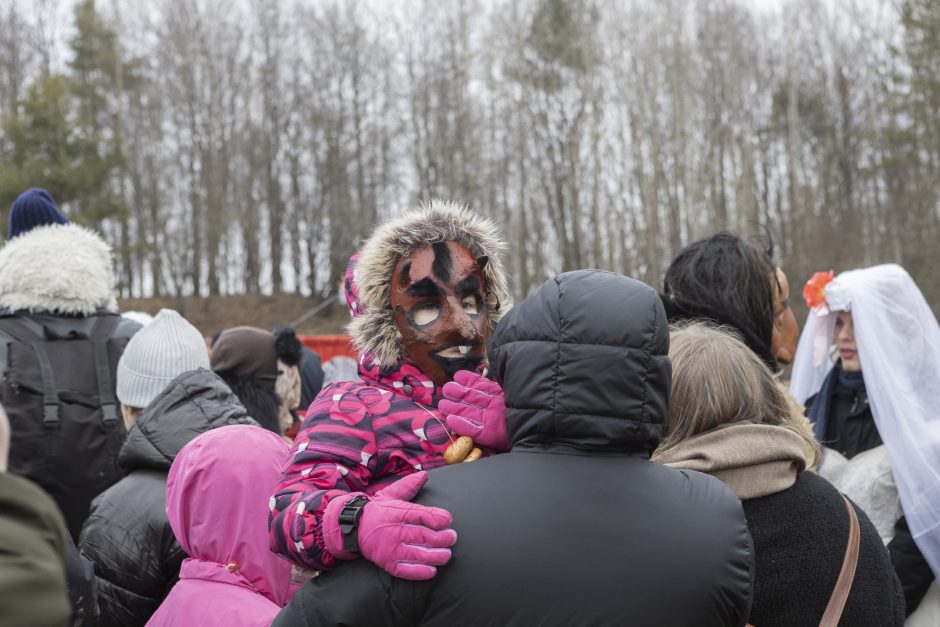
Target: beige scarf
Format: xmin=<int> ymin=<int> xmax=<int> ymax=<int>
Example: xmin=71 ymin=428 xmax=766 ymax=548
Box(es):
xmin=653 ymin=423 xmax=808 ymax=500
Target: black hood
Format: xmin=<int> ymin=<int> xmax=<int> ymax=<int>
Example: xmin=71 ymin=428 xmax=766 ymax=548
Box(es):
xmin=119 ymin=368 xmax=258 ymax=472
xmin=489 ymin=270 xmax=670 ymax=454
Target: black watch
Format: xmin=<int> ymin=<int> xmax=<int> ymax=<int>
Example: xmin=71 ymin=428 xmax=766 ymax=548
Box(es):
xmin=338 ymin=495 xmax=369 ymax=553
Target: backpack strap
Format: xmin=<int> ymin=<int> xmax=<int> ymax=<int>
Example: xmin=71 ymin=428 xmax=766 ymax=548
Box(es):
xmin=31 ymin=339 xmax=61 ymax=428
xmin=0 ymin=316 xmax=61 ymax=428
xmin=0 ymin=315 xmax=47 ymax=339
xmin=90 ymin=315 xmax=122 ymax=427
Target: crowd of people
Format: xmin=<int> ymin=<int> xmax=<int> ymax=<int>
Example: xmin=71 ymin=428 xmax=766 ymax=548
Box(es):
xmin=0 ymin=187 xmax=937 ymax=626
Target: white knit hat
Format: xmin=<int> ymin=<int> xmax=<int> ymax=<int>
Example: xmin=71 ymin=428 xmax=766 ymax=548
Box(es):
xmin=116 ymin=309 xmax=210 ymax=408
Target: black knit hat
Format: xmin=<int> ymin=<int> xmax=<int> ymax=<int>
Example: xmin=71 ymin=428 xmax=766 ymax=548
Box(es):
xmin=7 ymin=188 xmax=69 ymax=239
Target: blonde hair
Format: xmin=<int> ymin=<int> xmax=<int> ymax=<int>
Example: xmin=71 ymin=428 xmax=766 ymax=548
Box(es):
xmin=660 ymin=321 xmax=820 ymax=463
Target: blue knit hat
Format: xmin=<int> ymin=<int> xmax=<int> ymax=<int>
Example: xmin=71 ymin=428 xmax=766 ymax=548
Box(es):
xmin=7 ymin=188 xmax=69 ymax=239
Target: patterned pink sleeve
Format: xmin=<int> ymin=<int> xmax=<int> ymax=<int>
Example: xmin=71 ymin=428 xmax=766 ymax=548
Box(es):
xmin=268 ymin=382 xmax=378 ymax=571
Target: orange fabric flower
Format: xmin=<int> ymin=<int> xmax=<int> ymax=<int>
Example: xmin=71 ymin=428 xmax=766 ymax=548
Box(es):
xmin=803 ymin=271 xmax=834 ymax=309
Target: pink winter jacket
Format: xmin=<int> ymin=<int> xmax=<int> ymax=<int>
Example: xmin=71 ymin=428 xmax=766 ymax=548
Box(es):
xmin=269 ymin=354 xmax=495 ymax=572
xmin=148 ymin=425 xmax=304 ymax=627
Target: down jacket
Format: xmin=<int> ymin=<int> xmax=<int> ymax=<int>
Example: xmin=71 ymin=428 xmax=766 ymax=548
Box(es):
xmin=274 ymin=270 xmax=753 ymax=627
xmin=79 ymin=369 xmax=256 ymax=627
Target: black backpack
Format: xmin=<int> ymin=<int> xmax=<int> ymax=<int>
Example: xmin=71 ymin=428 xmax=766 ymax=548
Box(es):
xmin=0 ymin=312 xmax=137 ymax=541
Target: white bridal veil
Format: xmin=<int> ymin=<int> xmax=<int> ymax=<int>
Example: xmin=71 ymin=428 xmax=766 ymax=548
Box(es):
xmin=790 ymin=264 xmax=940 ymax=577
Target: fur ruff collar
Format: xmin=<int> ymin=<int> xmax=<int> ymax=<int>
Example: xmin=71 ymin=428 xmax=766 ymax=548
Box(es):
xmin=349 ymin=200 xmax=510 ymax=368
xmin=0 ymin=223 xmax=118 ymax=315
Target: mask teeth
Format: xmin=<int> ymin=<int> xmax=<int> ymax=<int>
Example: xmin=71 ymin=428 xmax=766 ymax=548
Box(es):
xmin=458 ymin=345 xmax=469 ymax=354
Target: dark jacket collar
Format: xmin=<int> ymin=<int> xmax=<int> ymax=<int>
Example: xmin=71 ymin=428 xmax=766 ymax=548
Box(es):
xmin=119 ymin=368 xmax=258 ymax=472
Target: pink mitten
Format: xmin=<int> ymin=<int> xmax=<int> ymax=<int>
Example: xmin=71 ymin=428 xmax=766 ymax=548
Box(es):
xmin=323 ymin=471 xmax=457 ymax=580
xmin=440 ymin=370 xmax=510 ymax=451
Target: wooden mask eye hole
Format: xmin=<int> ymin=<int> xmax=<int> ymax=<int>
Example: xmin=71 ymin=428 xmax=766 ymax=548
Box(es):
xmin=461 ymin=296 xmax=480 ymax=315
xmin=413 ymin=304 xmax=440 ymax=326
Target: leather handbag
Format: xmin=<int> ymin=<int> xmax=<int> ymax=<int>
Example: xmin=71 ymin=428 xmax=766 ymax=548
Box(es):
xmin=747 ymin=494 xmax=860 ymax=627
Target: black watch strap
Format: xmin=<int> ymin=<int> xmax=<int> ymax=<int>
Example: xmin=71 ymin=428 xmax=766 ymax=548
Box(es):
xmin=338 ymin=495 xmax=369 ymax=553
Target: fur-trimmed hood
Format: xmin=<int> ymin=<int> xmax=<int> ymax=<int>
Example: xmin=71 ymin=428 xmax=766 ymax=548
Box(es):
xmin=0 ymin=223 xmax=118 ymax=315
xmin=349 ymin=200 xmax=510 ymax=368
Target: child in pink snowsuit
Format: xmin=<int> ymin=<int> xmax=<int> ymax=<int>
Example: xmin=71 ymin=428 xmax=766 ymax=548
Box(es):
xmin=148 ymin=425 xmax=309 ymax=627
xmin=269 ymin=202 xmax=512 ymax=580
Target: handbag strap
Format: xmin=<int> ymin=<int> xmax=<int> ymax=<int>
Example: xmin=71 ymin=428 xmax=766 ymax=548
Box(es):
xmin=818 ymin=495 xmax=861 ymax=627
xmin=746 ymin=494 xmax=861 ymax=627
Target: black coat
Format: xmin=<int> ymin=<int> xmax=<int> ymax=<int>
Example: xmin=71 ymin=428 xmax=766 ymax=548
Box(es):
xmin=889 ymin=515 xmax=935 ymax=616
xmin=275 ymin=270 xmax=753 ymax=627
xmin=78 ymin=369 xmax=256 ymax=627
xmin=744 ymin=471 xmax=905 ymax=626
xmin=298 ymin=348 xmax=324 ymax=410
xmin=806 ymin=377 xmax=882 ymax=460
xmin=64 ymin=534 xmax=96 ymax=626
xmin=0 ymin=471 xmax=71 ymax=627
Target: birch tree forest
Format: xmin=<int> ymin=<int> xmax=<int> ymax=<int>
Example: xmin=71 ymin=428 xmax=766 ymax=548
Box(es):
xmin=1 ymin=0 xmax=939 ymax=312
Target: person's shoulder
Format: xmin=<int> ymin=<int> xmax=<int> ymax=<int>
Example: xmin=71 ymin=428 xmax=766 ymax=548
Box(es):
xmin=82 ymin=471 xmax=170 ymax=548
xmin=90 ymin=469 xmax=168 ymax=513
xmin=0 ymin=470 xmax=57 ymax=505
xmin=113 ymin=314 xmax=144 ymax=339
xmin=804 ymin=391 xmax=820 ymax=412
xmin=651 ymin=461 xmax=740 ymax=500
xmin=792 ymin=469 xmax=845 ymax=500
xmin=643 ymin=463 xmax=747 ymax=528
xmin=302 ymin=347 xmax=323 ymax=366
xmin=156 ymin=579 xmax=281 ymax=627
xmin=0 ymin=471 xmax=67 ymax=535
xmin=744 ymin=471 xmax=847 ymax=527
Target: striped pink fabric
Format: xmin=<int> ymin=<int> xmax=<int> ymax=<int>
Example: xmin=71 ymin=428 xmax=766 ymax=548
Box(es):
xmin=269 ymin=354 xmax=485 ymax=571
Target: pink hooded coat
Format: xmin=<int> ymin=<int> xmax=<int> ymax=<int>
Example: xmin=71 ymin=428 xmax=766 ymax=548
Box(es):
xmin=148 ymin=425 xmax=303 ymax=627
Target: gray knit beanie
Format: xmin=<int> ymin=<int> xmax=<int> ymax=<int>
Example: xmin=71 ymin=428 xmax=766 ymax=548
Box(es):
xmin=116 ymin=309 xmax=210 ymax=408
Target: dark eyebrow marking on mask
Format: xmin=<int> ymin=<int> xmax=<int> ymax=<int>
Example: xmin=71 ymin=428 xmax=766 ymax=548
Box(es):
xmin=432 ymin=242 xmax=452 ymax=283
xmin=399 ymin=260 xmax=412 ymax=286
xmin=456 ymin=275 xmax=481 ymax=295
xmin=407 ymin=278 xmax=443 ymax=298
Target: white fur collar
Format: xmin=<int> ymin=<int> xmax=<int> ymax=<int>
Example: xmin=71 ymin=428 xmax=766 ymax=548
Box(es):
xmin=0 ymin=223 xmax=118 ymax=315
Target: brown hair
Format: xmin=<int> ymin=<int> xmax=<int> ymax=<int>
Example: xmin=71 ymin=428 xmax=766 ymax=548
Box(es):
xmin=659 ymin=321 xmax=820 ymax=462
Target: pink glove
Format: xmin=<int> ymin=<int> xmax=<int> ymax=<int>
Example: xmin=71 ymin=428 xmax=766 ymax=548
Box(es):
xmin=323 ymin=471 xmax=457 ymax=580
xmin=440 ymin=370 xmax=510 ymax=451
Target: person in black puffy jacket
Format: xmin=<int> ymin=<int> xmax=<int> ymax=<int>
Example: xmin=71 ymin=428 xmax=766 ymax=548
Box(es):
xmin=274 ymin=270 xmax=753 ymax=627
xmin=79 ymin=310 xmax=257 ymax=627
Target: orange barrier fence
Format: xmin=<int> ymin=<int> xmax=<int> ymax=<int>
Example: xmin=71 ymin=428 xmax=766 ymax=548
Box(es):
xmin=300 ymin=334 xmax=356 ymax=362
